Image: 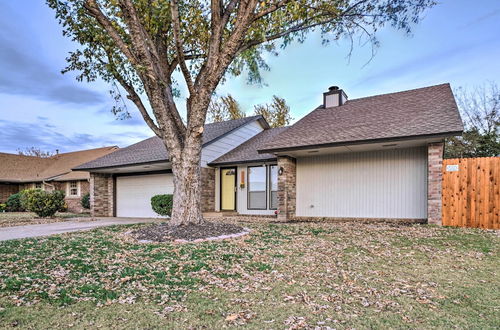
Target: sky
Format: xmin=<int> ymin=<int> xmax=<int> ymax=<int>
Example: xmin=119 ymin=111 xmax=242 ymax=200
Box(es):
xmin=0 ymin=0 xmax=499 ymax=154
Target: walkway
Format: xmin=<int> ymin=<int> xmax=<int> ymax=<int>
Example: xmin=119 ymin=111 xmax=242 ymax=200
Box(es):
xmin=0 ymin=217 xmax=162 ymax=241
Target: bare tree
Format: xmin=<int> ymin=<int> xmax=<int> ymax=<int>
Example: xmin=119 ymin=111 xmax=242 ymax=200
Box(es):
xmin=47 ymin=0 xmax=435 ymax=226
xmin=455 ymin=82 xmax=499 ymax=134
xmin=445 ymin=82 xmax=500 ymax=158
xmin=17 ymin=147 xmax=55 ymax=158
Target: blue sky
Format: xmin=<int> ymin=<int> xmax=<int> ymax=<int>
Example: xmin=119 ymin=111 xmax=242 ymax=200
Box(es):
xmin=0 ymin=0 xmax=499 ymax=153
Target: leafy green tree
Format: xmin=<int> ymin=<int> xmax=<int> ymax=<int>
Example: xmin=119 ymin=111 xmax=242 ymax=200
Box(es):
xmin=47 ymin=0 xmax=435 ymax=225
xmin=254 ymin=95 xmax=292 ymax=127
xmin=208 ymin=94 xmax=246 ymax=122
xmin=445 ymin=83 xmax=500 ymax=158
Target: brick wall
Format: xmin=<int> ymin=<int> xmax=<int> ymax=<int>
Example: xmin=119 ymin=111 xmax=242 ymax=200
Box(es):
xmin=0 ymin=183 xmax=20 ymax=203
xmin=90 ymin=173 xmax=114 ymax=217
xmin=277 ymin=156 xmax=296 ymax=222
xmin=427 ymin=142 xmax=444 ymax=225
xmin=201 ymin=167 xmax=215 ymax=212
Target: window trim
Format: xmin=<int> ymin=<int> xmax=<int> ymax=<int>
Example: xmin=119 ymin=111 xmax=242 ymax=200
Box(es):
xmin=67 ymin=180 xmax=80 ymax=197
xmin=268 ymin=164 xmax=278 ymax=210
xmin=247 ymin=165 xmax=267 ymax=210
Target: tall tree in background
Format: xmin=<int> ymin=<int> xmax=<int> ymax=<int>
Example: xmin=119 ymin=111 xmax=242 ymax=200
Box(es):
xmin=208 ymin=94 xmax=245 ymax=122
xmin=445 ymin=82 xmax=500 ymax=158
xmin=254 ymin=95 xmax=292 ymax=127
xmin=48 ymin=0 xmax=435 ymax=226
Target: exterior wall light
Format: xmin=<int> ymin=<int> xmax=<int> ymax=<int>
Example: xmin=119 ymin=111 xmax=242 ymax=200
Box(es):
xmin=278 ymin=167 xmax=284 ymax=176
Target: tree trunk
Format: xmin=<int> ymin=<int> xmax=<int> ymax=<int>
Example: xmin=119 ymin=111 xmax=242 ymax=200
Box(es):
xmin=166 ymin=110 xmax=207 ymax=226
xmin=169 ymin=157 xmax=205 ymax=226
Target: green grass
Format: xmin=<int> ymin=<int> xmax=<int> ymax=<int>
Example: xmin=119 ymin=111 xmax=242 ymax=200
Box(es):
xmin=0 ymin=221 xmax=498 ymax=329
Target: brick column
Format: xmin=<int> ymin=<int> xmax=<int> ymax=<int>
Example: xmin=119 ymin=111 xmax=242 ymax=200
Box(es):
xmin=90 ymin=173 xmax=114 ymax=217
xmin=200 ymin=167 xmax=215 ymax=212
xmin=277 ymin=156 xmax=296 ymax=222
xmin=427 ymin=142 xmax=444 ymax=225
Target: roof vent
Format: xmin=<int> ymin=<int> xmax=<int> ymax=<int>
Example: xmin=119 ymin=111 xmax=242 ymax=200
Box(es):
xmin=323 ymin=86 xmax=348 ymax=108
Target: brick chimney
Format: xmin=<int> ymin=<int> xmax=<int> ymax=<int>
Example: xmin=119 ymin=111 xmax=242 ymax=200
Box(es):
xmin=323 ymin=86 xmax=348 ymax=108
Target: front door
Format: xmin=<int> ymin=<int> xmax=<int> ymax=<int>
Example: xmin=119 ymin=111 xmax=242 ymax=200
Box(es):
xmin=220 ymin=167 xmax=236 ymax=211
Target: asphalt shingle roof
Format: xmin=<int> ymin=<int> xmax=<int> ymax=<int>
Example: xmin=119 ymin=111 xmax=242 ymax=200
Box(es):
xmin=209 ymin=127 xmax=289 ymax=165
xmin=0 ymin=147 xmax=118 ymax=183
xmin=76 ymin=116 xmax=265 ymax=170
xmin=259 ymin=83 xmax=463 ymax=153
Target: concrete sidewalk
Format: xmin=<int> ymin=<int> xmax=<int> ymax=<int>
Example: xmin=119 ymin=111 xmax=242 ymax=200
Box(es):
xmin=0 ymin=217 xmax=162 ymax=241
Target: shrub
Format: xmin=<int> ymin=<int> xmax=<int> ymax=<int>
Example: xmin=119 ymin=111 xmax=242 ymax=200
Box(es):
xmin=151 ymin=194 xmax=173 ymax=217
xmin=6 ymin=193 xmax=24 ymax=212
xmin=81 ymin=193 xmax=90 ymax=209
xmin=21 ymin=189 xmax=66 ymax=218
xmin=59 ymin=201 xmax=68 ymax=212
xmin=0 ymin=203 xmax=6 ymax=212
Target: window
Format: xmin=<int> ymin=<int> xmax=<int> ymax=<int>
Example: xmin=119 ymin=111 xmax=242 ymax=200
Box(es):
xmin=269 ymin=165 xmax=278 ymax=209
xmin=68 ymin=181 xmax=79 ymax=196
xmin=247 ymin=166 xmax=267 ymax=209
xmin=34 ymin=183 xmax=42 ymax=189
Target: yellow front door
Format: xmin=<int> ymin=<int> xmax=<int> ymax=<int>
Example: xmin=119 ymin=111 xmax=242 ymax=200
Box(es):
xmin=221 ymin=168 xmax=236 ymax=210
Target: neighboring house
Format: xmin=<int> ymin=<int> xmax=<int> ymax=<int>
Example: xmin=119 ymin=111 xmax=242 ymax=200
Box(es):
xmin=77 ymin=83 xmax=463 ymax=225
xmin=0 ymin=147 xmax=118 ymax=212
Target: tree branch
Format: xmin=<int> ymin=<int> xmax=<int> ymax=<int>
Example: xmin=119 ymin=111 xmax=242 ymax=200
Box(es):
xmin=99 ymin=54 xmax=162 ymax=137
xmin=83 ymin=0 xmax=139 ymax=66
xmin=170 ymin=0 xmax=195 ymax=95
xmin=252 ymin=0 xmax=290 ymax=20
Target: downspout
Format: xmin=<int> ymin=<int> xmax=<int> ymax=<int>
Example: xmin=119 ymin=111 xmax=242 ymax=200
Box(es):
xmin=43 ymin=180 xmax=55 ymax=191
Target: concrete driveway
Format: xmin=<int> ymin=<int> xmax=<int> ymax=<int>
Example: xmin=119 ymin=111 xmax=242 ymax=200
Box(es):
xmin=0 ymin=217 xmax=163 ymax=242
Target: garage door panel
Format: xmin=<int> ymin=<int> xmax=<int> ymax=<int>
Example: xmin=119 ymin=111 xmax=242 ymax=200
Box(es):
xmin=296 ymin=147 xmax=427 ymax=219
xmin=116 ymin=174 xmax=174 ymax=217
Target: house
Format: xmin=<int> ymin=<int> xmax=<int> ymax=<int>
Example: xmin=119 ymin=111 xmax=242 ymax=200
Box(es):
xmin=77 ymin=83 xmax=463 ymax=224
xmin=0 ymin=147 xmax=118 ymax=212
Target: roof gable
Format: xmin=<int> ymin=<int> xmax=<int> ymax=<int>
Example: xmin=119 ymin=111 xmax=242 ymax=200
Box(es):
xmin=260 ymin=83 xmax=464 ymax=153
xmin=76 ymin=115 xmax=268 ymax=170
xmin=210 ymin=127 xmax=289 ymax=165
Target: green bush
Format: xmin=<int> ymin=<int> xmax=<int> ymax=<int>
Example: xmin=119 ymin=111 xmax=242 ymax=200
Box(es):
xmin=6 ymin=193 xmax=24 ymax=212
xmin=151 ymin=194 xmax=173 ymax=217
xmin=81 ymin=193 xmax=90 ymax=209
xmin=21 ymin=189 xmax=66 ymax=218
xmin=0 ymin=203 xmax=6 ymax=212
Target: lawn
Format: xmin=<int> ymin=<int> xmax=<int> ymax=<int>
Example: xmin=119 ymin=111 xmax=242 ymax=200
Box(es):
xmin=0 ymin=221 xmax=498 ymax=329
xmin=0 ymin=212 xmax=91 ymax=228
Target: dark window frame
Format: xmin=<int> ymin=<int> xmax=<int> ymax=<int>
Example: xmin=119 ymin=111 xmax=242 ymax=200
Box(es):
xmin=268 ymin=164 xmax=278 ymax=210
xmin=247 ymin=165 xmax=267 ymax=210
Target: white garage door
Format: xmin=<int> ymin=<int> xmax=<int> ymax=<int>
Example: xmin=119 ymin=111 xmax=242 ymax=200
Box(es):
xmin=296 ymin=147 xmax=428 ymax=219
xmin=116 ymin=173 xmax=174 ymax=217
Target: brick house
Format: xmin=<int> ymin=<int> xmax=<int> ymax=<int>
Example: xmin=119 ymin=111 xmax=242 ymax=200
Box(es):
xmin=0 ymin=147 xmax=118 ymax=213
xmin=77 ymin=84 xmax=463 ymax=225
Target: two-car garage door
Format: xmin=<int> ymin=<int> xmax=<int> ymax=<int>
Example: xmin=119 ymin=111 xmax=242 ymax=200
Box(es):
xmin=295 ymin=147 xmax=428 ymax=219
xmin=116 ymin=173 xmax=174 ymax=217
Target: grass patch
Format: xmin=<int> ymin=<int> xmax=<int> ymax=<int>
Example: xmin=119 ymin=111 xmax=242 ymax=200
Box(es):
xmin=0 ymin=221 xmax=498 ymax=328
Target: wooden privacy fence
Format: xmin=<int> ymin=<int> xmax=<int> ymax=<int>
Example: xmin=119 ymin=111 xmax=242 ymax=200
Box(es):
xmin=442 ymin=157 xmax=499 ymax=229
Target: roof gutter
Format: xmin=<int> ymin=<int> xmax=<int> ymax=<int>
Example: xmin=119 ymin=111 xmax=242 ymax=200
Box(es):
xmin=74 ymin=159 xmax=171 ymax=172
xmin=208 ymin=157 xmax=277 ymax=167
xmin=257 ymin=131 xmax=463 ymax=154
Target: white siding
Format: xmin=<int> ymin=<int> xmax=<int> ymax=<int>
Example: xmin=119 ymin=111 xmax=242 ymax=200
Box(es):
xmin=201 ymin=121 xmax=264 ymax=167
xmin=296 ymin=147 xmax=427 ymax=219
